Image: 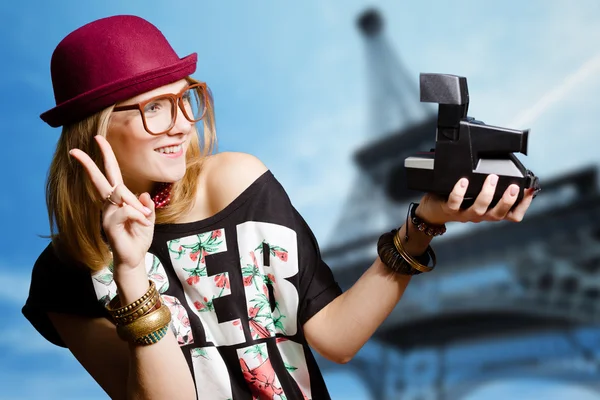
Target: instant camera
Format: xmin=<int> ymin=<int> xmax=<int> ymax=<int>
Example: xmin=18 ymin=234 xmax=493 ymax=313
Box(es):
xmin=404 ymin=73 xmax=541 ymax=209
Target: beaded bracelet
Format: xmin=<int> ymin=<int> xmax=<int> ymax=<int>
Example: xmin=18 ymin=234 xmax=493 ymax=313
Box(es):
xmin=113 ymin=293 xmax=161 ymax=326
xmin=106 ymin=280 xmax=157 ymax=320
xmin=134 ymin=325 xmax=170 ymax=346
xmin=116 ymin=301 xmax=172 ymax=344
xmin=116 ymin=299 xmax=162 ymax=327
xmin=406 ymin=202 xmax=446 ymax=240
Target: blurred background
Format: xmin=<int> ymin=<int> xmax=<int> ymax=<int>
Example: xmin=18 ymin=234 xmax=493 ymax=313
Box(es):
xmin=1 ymin=1 xmax=600 ymax=399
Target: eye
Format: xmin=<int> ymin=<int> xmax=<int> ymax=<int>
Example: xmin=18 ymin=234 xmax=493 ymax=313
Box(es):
xmin=143 ymin=98 xmax=171 ymax=114
xmin=144 ymin=102 xmax=162 ymax=114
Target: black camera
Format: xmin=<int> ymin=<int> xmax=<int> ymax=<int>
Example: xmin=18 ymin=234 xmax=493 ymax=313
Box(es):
xmin=404 ymin=73 xmax=541 ymax=209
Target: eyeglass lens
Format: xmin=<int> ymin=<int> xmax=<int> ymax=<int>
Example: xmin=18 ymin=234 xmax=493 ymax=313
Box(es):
xmin=143 ymin=86 xmax=205 ymax=134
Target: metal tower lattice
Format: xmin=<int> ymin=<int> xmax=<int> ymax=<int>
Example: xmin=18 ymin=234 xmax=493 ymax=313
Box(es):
xmin=358 ymin=9 xmax=430 ymax=139
xmin=320 ymin=8 xmax=600 ymax=400
xmin=320 ymin=167 xmax=600 ymax=399
xmin=326 ymin=8 xmax=436 ymax=250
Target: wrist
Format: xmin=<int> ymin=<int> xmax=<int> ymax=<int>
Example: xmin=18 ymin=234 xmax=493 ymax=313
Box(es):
xmin=113 ymin=261 xmax=150 ymax=305
xmin=411 ymin=203 xmax=447 ymax=236
xmin=414 ymin=204 xmax=445 ymax=226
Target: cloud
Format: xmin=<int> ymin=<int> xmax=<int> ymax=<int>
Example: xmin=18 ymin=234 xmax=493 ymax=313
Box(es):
xmin=0 ymin=371 xmax=106 ymax=400
xmin=266 ymin=102 xmax=367 ymax=244
xmin=0 ymin=269 xmax=31 ymax=305
xmin=0 ymin=324 xmax=67 ymax=356
xmin=511 ymin=58 xmax=600 ymax=181
xmin=509 ymin=53 xmax=600 ymax=128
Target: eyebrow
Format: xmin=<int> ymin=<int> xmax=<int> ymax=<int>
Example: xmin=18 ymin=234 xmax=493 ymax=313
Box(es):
xmin=118 ymin=81 xmax=190 ymax=106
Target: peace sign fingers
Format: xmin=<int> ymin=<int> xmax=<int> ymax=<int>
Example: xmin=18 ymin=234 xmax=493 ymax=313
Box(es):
xmin=68 ymin=147 xmax=116 ymax=204
xmin=93 ymin=135 xmax=124 ymax=189
xmin=94 ymin=136 xmax=153 ymax=216
xmin=68 ymin=136 xmax=152 ymax=217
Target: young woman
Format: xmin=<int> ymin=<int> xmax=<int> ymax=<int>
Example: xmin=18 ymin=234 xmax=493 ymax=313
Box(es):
xmin=23 ymin=15 xmax=536 ymax=400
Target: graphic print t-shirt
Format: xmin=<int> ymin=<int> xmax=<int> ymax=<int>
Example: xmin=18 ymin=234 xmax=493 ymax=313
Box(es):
xmin=23 ymin=171 xmax=344 ymax=400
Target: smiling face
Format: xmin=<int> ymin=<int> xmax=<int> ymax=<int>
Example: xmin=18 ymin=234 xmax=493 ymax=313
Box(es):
xmin=107 ymin=79 xmax=196 ymax=195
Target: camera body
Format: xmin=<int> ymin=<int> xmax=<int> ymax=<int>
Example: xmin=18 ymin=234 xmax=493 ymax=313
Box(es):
xmin=404 ymin=73 xmax=541 ymax=209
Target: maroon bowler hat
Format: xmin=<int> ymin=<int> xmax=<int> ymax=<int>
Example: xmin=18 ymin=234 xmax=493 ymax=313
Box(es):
xmin=40 ymin=15 xmax=197 ymax=128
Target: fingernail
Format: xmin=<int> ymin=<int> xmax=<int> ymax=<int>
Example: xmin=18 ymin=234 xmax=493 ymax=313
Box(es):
xmin=460 ymin=178 xmax=468 ymax=188
xmin=490 ymin=175 xmax=499 ymax=187
xmin=144 ymin=218 xmax=152 ymax=226
xmin=510 ymin=186 xmax=519 ymax=196
xmin=143 ymin=207 xmax=152 ymax=215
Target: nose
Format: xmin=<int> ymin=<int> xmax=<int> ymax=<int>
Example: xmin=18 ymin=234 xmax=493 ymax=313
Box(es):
xmin=168 ymin=101 xmax=193 ymax=135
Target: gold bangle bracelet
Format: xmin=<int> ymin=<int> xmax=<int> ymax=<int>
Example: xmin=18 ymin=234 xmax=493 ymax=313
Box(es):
xmin=106 ymin=280 xmax=157 ymax=319
xmin=393 ymin=230 xmax=436 ymax=273
xmin=116 ymin=302 xmax=172 ymax=342
xmin=114 ymin=293 xmax=160 ymax=326
xmin=116 ymin=289 xmax=158 ymax=318
xmin=134 ymin=325 xmax=170 ymax=346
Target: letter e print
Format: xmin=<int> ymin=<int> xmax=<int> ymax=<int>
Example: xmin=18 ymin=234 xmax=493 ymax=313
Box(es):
xmin=169 ymin=229 xmax=245 ymax=346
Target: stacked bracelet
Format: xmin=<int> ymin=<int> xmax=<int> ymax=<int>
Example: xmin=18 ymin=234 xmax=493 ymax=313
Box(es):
xmin=108 ymin=282 xmax=160 ymax=326
xmin=106 ymin=280 xmax=172 ymax=346
xmin=106 ymin=280 xmax=157 ymax=321
xmin=393 ymin=229 xmax=436 ymax=273
xmin=377 ymin=203 xmax=442 ymax=275
xmin=116 ymin=301 xmax=172 ymax=344
xmin=377 ymin=230 xmax=434 ymax=275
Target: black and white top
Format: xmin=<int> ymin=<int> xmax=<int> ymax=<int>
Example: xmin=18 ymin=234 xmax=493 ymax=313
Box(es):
xmin=23 ymin=170 xmax=343 ymax=400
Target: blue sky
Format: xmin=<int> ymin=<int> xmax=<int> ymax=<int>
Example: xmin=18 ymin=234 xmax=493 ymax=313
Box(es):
xmin=1 ymin=1 xmax=600 ymax=399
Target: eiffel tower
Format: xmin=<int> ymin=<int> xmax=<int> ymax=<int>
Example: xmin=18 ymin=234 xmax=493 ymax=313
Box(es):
xmin=325 ymin=9 xmax=435 ymax=251
xmin=318 ymin=8 xmax=600 ymax=400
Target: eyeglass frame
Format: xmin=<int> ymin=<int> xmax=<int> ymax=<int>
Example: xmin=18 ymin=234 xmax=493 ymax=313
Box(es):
xmin=112 ymin=82 xmax=208 ymax=135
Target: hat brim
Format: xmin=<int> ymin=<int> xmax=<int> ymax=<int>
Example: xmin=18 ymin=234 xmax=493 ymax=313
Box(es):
xmin=40 ymin=53 xmax=198 ymax=128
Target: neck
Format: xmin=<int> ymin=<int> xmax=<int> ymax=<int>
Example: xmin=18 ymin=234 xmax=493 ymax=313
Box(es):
xmin=123 ymin=178 xmax=173 ymax=209
xmin=124 ymin=177 xmax=154 ymax=197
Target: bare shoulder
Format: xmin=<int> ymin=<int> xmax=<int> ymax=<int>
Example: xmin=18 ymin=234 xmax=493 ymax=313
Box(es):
xmin=202 ymin=151 xmax=269 ymax=212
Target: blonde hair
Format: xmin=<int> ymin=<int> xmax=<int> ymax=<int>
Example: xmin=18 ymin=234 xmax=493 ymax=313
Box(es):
xmin=46 ymin=77 xmax=217 ymax=271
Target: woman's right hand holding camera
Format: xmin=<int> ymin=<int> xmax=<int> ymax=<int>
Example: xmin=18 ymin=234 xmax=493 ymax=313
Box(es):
xmin=70 ymin=135 xmax=155 ymax=302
